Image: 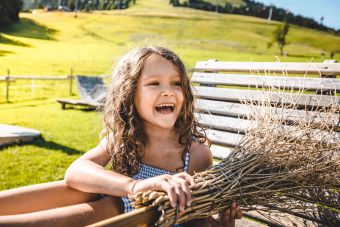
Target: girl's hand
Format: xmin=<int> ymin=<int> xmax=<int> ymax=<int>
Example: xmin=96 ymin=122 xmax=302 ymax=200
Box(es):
xmin=131 ymin=172 xmax=196 ymax=212
xmin=208 ymin=202 xmax=243 ymax=227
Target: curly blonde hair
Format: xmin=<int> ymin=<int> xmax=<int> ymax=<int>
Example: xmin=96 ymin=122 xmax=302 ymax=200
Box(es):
xmin=102 ymin=46 xmax=208 ymax=176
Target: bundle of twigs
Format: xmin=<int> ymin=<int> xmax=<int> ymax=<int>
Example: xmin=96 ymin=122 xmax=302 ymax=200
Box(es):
xmin=129 ymin=88 xmax=340 ymax=226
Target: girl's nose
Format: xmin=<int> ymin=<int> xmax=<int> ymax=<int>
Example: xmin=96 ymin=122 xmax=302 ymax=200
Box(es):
xmin=161 ymin=86 xmax=175 ymax=97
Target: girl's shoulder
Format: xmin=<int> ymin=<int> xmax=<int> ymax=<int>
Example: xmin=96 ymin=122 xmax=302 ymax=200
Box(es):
xmin=188 ymin=140 xmax=213 ymax=174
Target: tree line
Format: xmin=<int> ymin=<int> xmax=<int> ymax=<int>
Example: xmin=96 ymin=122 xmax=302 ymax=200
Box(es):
xmin=0 ymin=0 xmax=22 ymax=28
xmin=171 ymin=0 xmax=340 ymax=35
xmin=0 ymin=0 xmax=136 ymax=28
xmin=24 ymin=0 xmax=135 ymax=11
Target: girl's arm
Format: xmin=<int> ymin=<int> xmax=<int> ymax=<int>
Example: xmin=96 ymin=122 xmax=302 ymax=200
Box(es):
xmin=65 ymin=139 xmax=196 ymax=209
xmin=64 ymin=139 xmax=136 ymax=197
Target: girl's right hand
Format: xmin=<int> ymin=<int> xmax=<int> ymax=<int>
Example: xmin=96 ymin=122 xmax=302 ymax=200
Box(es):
xmin=131 ymin=172 xmax=196 ymax=212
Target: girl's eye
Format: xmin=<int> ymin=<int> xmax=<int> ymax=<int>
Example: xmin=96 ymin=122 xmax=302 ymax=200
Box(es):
xmin=147 ymin=82 xmax=159 ymax=86
xmin=173 ymin=81 xmax=181 ymax=86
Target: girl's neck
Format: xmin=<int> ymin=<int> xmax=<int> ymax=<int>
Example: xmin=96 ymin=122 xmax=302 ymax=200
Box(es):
xmin=144 ymin=125 xmax=176 ymax=142
xmin=142 ymin=127 xmax=184 ymax=172
xmin=142 ymin=124 xmax=185 ymax=171
xmin=143 ymin=123 xmax=182 ymax=151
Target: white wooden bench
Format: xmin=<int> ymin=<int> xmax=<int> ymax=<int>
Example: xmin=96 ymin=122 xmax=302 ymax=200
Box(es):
xmin=191 ymin=60 xmax=340 ymax=226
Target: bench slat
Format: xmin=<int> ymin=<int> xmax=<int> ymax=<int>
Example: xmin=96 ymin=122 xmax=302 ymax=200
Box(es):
xmin=210 ymin=144 xmax=232 ymax=159
xmin=205 ymin=129 xmax=243 ymax=147
xmin=201 ymin=113 xmax=340 ymax=144
xmin=194 ymin=61 xmax=340 ymax=75
xmin=192 ymin=72 xmax=340 ymax=91
xmin=195 ymin=99 xmax=340 ymax=128
xmin=195 ymin=113 xmax=250 ymax=133
xmin=193 ymin=86 xmax=340 ymax=109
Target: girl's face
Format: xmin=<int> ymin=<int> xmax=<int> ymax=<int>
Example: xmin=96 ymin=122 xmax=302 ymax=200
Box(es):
xmin=134 ymin=54 xmax=184 ymax=130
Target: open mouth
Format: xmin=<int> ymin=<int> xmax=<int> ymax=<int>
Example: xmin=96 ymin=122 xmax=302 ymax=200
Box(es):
xmin=155 ymin=103 xmax=175 ymax=114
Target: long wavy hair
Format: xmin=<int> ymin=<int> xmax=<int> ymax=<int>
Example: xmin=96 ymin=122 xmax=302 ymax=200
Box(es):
xmin=102 ymin=46 xmax=208 ymax=176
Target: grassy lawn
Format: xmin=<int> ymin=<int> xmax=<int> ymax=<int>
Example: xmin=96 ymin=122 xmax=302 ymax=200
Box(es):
xmin=1 ymin=0 xmax=339 ymax=77
xmin=0 ymin=99 xmax=102 ymax=190
xmin=0 ymin=0 xmax=339 ymax=190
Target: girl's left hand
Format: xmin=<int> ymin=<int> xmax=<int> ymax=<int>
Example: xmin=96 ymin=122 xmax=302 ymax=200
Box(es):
xmin=208 ymin=202 xmax=243 ymax=227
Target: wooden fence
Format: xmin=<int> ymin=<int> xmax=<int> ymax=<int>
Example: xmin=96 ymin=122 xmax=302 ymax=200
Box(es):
xmin=0 ymin=70 xmax=109 ymax=103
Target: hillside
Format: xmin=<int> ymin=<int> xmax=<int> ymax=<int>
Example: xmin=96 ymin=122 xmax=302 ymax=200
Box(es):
xmin=0 ymin=0 xmax=339 ymax=76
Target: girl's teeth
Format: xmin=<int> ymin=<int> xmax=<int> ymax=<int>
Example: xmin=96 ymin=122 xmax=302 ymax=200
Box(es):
xmin=157 ymin=104 xmax=174 ymax=108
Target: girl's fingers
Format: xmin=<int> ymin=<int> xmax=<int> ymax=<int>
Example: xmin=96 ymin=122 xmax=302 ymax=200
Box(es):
xmin=235 ymin=205 xmax=243 ymax=219
xmin=180 ymin=181 xmax=192 ymax=207
xmin=167 ymin=187 xmax=177 ymax=208
xmin=166 ymin=180 xmax=186 ymax=211
xmin=161 ymin=180 xmax=177 ymax=208
xmin=172 ymin=175 xmax=193 ymax=207
xmin=229 ymin=202 xmax=236 ymax=221
xmin=221 ymin=208 xmax=230 ymax=223
xmin=175 ymin=172 xmax=196 ymax=187
xmin=228 ymin=219 xmax=236 ymax=227
xmin=173 ymin=183 xmax=186 ymax=211
xmin=174 ymin=177 xmax=192 ymax=205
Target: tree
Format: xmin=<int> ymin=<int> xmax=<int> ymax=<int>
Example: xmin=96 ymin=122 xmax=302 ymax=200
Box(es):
xmin=0 ymin=0 xmax=22 ymax=28
xmin=320 ymin=16 xmax=324 ymax=25
xmin=68 ymin=0 xmax=76 ymax=11
xmin=268 ymin=20 xmax=289 ymax=56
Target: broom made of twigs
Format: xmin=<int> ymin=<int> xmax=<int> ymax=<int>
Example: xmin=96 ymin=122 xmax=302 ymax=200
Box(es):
xmin=128 ymin=87 xmax=340 ymax=227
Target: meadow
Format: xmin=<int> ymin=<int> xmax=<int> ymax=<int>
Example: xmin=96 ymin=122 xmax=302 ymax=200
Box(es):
xmin=1 ymin=0 xmax=340 ymax=190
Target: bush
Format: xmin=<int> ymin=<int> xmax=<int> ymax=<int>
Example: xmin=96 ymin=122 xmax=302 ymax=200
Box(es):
xmin=0 ymin=0 xmax=22 ymax=28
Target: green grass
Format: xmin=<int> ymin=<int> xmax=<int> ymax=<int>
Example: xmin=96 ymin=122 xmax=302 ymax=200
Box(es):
xmin=0 ymin=0 xmax=340 ymax=190
xmin=0 ymin=0 xmax=339 ymax=77
xmin=0 ymin=99 xmax=102 ymax=190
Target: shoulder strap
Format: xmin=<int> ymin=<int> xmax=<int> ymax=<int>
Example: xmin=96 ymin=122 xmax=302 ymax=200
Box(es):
xmin=183 ymin=150 xmax=190 ymax=173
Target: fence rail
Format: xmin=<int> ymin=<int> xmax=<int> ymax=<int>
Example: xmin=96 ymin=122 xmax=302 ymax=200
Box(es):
xmin=0 ymin=74 xmax=109 ymax=103
xmin=3 ymin=76 xmax=69 ymax=80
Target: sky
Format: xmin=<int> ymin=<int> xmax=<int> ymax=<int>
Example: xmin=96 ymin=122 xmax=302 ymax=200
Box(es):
xmin=254 ymin=0 xmax=340 ymax=30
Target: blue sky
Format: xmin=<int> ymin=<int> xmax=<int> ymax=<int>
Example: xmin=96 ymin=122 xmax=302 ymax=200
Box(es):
xmin=254 ymin=0 xmax=340 ymax=30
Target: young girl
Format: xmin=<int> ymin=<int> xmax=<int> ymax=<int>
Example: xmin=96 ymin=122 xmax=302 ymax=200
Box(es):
xmin=0 ymin=46 xmax=242 ymax=226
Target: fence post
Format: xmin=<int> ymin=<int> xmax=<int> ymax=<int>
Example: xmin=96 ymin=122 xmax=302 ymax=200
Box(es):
xmin=6 ymin=69 xmax=10 ymax=102
xmin=316 ymin=60 xmax=337 ymax=95
xmin=69 ymin=67 xmax=73 ymax=95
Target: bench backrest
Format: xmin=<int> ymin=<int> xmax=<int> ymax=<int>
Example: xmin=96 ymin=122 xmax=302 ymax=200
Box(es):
xmin=192 ymin=60 xmax=340 ymax=159
xmin=76 ymin=75 xmax=107 ymax=102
